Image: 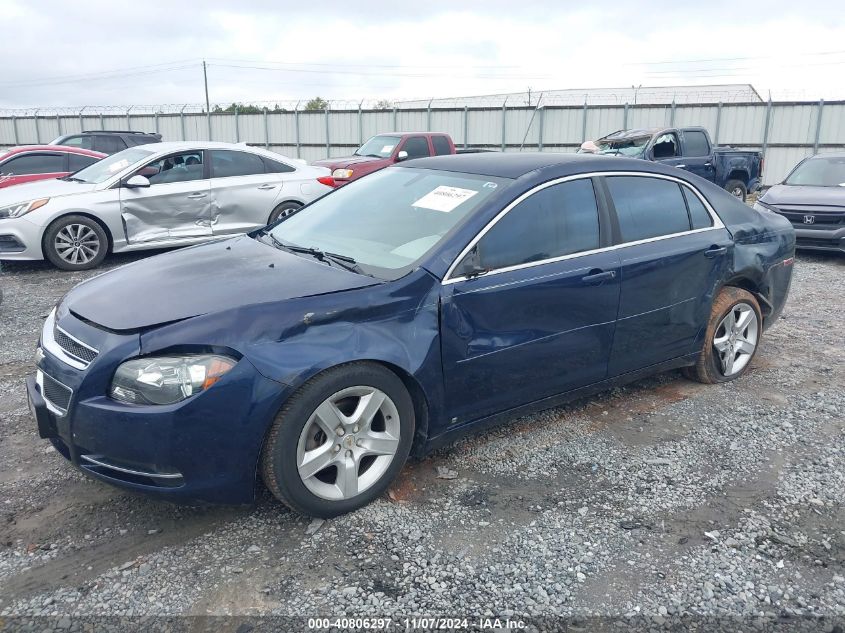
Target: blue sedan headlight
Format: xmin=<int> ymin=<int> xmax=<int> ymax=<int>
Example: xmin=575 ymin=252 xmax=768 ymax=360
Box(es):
xmin=109 ymin=354 xmax=236 ymax=405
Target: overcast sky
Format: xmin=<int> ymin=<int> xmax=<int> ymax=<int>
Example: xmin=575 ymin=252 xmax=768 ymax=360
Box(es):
xmin=1 ymin=0 xmax=844 ymax=110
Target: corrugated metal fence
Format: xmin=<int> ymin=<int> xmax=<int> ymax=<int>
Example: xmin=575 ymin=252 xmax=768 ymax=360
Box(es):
xmin=1 ymin=100 xmax=843 ymax=184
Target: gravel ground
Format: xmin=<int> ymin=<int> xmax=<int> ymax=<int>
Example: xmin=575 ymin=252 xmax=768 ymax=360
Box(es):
xmin=0 ymin=250 xmax=843 ymax=632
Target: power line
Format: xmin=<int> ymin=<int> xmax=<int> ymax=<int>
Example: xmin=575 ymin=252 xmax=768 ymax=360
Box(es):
xmin=0 ymin=61 xmax=199 ymax=88
xmin=207 ymin=62 xmax=552 ymax=80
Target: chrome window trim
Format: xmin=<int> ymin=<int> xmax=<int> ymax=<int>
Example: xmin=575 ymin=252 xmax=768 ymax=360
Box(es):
xmin=443 ymin=171 xmax=724 ymax=285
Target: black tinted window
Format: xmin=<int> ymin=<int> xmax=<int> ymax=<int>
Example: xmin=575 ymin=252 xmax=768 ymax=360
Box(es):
xmin=607 ymin=176 xmax=691 ymax=242
xmin=93 ymin=135 xmax=126 ymax=154
xmin=403 ymin=137 xmax=430 ymax=159
xmin=432 ymin=135 xmax=451 ymax=156
xmin=475 ymin=179 xmax=600 ymax=270
xmin=2 ymin=153 xmax=64 ymax=175
xmin=210 ymin=150 xmax=265 ymax=178
xmin=68 ymin=153 xmax=99 ymax=171
xmin=59 ymin=135 xmax=94 ymax=150
xmin=683 ymin=131 xmax=710 ymax=157
xmin=682 ymin=186 xmax=713 ymax=229
xmin=262 ymin=156 xmax=295 ymax=173
xmin=143 ymin=151 xmax=205 ymax=185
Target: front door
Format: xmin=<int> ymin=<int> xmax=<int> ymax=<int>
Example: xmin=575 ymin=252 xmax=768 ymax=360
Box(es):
xmin=440 ymin=177 xmax=621 ymax=425
xmin=120 ymin=150 xmax=213 ymax=244
xmin=601 ymin=174 xmax=731 ymax=376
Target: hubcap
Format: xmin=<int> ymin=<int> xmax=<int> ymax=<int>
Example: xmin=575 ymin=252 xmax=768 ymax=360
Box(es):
xmin=55 ymin=224 xmax=100 ymax=265
xmin=296 ymin=386 xmax=401 ymax=501
xmin=731 ymin=187 xmax=743 ymax=198
xmin=713 ymin=302 xmax=758 ymax=376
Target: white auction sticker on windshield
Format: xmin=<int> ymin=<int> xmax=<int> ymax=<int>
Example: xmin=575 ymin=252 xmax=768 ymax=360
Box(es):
xmin=381 ymin=144 xmax=395 ymax=153
xmin=412 ymin=186 xmax=478 ymax=212
xmin=109 ymin=159 xmax=129 ymax=173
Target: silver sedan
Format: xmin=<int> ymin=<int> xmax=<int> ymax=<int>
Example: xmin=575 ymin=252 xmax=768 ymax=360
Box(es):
xmin=0 ymin=142 xmax=334 ymax=270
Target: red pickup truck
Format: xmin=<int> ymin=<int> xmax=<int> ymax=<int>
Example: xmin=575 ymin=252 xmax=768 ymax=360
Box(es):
xmin=313 ymin=132 xmax=457 ymax=185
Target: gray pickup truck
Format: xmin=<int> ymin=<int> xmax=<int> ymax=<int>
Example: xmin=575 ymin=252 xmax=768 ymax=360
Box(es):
xmin=595 ymin=127 xmax=763 ymax=201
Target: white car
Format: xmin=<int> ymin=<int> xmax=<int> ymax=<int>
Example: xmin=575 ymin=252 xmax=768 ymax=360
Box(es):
xmin=0 ymin=141 xmax=334 ymax=270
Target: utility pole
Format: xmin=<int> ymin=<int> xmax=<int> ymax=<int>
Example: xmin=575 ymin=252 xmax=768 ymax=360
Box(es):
xmin=203 ymin=60 xmax=210 ymax=113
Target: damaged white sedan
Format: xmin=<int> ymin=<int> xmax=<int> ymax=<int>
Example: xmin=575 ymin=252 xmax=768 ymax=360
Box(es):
xmin=0 ymin=141 xmax=334 ymax=270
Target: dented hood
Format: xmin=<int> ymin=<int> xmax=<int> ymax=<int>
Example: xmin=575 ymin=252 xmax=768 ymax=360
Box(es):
xmin=65 ymin=236 xmax=380 ymax=331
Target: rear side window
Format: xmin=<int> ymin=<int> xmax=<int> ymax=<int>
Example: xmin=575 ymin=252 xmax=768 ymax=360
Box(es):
xmin=402 ymin=137 xmax=430 ymax=159
xmin=476 ymin=179 xmax=600 ymax=271
xmin=210 ymin=150 xmax=265 ymax=178
xmin=68 ymin=153 xmax=99 ymax=172
xmin=59 ymin=135 xmax=94 ymax=150
xmin=682 ymin=186 xmax=713 ymax=229
xmin=606 ymin=176 xmax=691 ymax=242
xmin=1 ymin=153 xmax=64 ymax=175
xmin=432 ymin=135 xmax=451 ymax=156
xmin=262 ymin=156 xmax=295 ymax=173
xmin=93 ymin=135 xmax=126 ymax=154
xmin=683 ymin=131 xmax=710 ymax=157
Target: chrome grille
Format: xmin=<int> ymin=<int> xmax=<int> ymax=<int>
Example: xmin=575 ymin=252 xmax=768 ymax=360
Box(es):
xmin=42 ymin=372 xmax=72 ymax=413
xmin=54 ymin=324 xmax=98 ymax=365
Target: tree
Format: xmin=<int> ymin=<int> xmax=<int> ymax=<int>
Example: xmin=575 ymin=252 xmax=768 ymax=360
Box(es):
xmin=374 ymin=99 xmax=393 ymax=110
xmin=304 ymin=97 xmax=329 ymax=111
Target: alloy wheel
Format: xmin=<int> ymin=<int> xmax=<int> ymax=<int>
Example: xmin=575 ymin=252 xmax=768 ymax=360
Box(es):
xmin=54 ymin=224 xmax=101 ymax=265
xmin=296 ymin=386 xmax=401 ymax=501
xmin=713 ymin=302 xmax=759 ymax=376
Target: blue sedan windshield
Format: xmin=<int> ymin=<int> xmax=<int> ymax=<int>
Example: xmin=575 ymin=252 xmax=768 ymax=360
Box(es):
xmin=269 ymin=167 xmax=511 ymax=278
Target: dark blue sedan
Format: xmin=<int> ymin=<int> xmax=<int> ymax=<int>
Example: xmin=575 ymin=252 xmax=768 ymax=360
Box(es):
xmin=28 ymin=153 xmax=795 ymax=517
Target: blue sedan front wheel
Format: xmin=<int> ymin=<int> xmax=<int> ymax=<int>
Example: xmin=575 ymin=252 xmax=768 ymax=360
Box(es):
xmin=260 ymin=362 xmax=415 ymax=518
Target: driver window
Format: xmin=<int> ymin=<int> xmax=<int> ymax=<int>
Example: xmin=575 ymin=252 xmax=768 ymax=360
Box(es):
xmin=652 ymin=133 xmax=679 ymax=159
xmin=141 ymin=152 xmax=205 ymax=185
xmin=402 ymin=137 xmax=431 ymax=159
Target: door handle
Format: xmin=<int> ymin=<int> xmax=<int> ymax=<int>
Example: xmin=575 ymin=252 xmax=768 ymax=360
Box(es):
xmin=704 ymin=246 xmax=727 ymax=258
xmin=676 ymin=164 xmax=687 ymax=169
xmin=187 ymin=193 xmax=207 ymax=199
xmin=582 ymin=269 xmax=616 ymax=284
xmin=257 ymin=184 xmax=276 ymax=190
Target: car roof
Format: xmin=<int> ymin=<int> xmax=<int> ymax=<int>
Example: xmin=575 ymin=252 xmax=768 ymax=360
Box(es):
xmin=398 ymin=151 xmax=686 ymax=179
xmin=598 ymin=128 xmax=664 ymax=141
xmin=2 ymin=144 xmax=106 ymax=157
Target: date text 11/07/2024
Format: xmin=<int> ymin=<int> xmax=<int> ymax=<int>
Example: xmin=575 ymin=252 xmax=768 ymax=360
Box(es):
xmin=306 ymin=617 xmax=527 ymax=630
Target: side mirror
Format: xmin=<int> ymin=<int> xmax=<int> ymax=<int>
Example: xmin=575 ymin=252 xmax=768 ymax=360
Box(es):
xmin=395 ymin=150 xmax=409 ymax=162
xmin=459 ymin=246 xmax=487 ymax=278
xmin=124 ymin=175 xmax=150 ymax=188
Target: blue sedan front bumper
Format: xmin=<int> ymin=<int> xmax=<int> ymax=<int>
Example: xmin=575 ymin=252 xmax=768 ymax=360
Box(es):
xmin=29 ymin=330 xmax=288 ymax=505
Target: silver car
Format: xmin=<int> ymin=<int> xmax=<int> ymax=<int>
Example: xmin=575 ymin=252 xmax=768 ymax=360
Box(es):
xmin=0 ymin=142 xmax=334 ymax=270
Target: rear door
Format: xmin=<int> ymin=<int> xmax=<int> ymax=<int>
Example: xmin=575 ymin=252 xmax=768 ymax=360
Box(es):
xmin=601 ymin=174 xmax=731 ymax=376
xmin=440 ymin=177 xmax=621 ymax=424
xmin=120 ymin=150 xmax=213 ymax=243
xmin=208 ymin=149 xmax=284 ymax=234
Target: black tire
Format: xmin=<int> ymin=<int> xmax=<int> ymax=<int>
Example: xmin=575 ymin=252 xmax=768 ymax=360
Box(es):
xmin=683 ymin=287 xmax=762 ymax=384
xmin=724 ymin=179 xmax=747 ymax=202
xmin=268 ymin=201 xmax=302 ymax=224
xmin=261 ymin=362 xmax=414 ymax=518
xmin=43 ymin=215 xmax=108 ymax=271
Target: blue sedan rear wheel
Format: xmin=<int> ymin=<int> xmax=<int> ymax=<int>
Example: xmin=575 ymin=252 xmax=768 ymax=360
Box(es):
xmin=684 ymin=287 xmax=762 ymax=384
xmin=260 ymin=362 xmax=414 ymax=518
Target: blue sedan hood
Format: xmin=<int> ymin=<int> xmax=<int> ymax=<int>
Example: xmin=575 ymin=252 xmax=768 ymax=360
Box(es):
xmin=65 ymin=236 xmax=380 ymax=331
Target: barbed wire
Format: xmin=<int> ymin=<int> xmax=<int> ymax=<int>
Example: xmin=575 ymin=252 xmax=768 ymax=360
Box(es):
xmin=0 ymin=87 xmax=832 ymax=117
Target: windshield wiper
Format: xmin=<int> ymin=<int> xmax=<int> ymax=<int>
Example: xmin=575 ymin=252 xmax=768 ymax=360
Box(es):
xmin=61 ymin=176 xmax=88 ymax=183
xmin=363 ymin=153 xmax=383 ymax=158
xmin=260 ymin=233 xmax=369 ymax=275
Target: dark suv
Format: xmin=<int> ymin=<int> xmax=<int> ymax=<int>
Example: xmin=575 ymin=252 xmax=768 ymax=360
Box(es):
xmin=50 ymin=130 xmax=162 ymax=155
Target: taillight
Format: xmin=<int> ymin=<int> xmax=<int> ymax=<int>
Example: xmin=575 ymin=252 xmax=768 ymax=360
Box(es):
xmin=317 ymin=176 xmax=337 ymax=187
